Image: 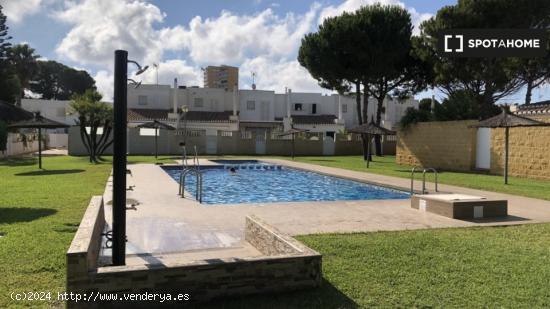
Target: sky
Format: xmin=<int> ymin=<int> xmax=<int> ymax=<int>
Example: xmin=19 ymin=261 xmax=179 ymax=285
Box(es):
xmin=1 ymin=0 xmax=548 ymax=103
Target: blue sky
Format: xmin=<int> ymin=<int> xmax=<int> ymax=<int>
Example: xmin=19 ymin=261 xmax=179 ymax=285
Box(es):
xmin=1 ymin=0 xmax=548 ymax=103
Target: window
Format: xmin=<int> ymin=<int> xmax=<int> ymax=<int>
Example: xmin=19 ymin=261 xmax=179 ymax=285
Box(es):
xmin=342 ymin=104 xmax=348 ymax=113
xmin=311 ymin=103 xmax=317 ymax=114
xmin=194 ymin=98 xmax=204 ymax=107
xmin=138 ymin=95 xmax=148 ymax=106
xmin=294 ymin=103 xmax=303 ymax=111
xmin=247 ymin=100 xmax=255 ymax=110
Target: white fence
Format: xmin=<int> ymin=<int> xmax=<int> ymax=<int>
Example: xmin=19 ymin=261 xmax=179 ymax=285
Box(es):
xmin=48 ymin=133 xmax=68 ymax=148
xmin=0 ymin=133 xmax=40 ymax=158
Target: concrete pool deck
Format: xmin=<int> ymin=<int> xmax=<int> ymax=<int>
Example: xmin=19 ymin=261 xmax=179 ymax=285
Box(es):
xmin=102 ymin=158 xmax=550 ymax=255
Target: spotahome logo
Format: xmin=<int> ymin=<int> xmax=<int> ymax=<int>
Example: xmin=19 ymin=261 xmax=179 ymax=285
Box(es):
xmin=438 ymin=29 xmax=548 ymax=57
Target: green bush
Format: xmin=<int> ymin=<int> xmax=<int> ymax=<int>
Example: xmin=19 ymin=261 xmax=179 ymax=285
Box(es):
xmin=399 ymin=107 xmax=433 ymax=130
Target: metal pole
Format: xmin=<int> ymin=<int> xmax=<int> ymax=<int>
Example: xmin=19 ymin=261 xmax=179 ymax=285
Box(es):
xmin=366 ymin=134 xmax=371 ymax=168
xmin=38 ymin=128 xmax=42 ymax=169
xmin=504 ymin=127 xmax=509 ymax=185
xmin=112 ymin=50 xmax=128 ymax=266
xmin=155 ymin=127 xmax=158 ymax=159
xmin=292 ymin=133 xmax=295 ymax=160
xmin=183 ymin=112 xmax=188 ymax=146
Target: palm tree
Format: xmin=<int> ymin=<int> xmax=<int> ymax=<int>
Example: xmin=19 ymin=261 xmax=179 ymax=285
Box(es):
xmin=7 ymin=44 xmax=39 ymax=98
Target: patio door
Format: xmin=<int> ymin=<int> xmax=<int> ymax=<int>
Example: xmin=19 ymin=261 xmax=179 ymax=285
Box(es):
xmin=476 ymin=128 xmax=491 ymax=169
xmin=255 ymin=129 xmax=266 ymax=154
xmin=323 ymin=132 xmax=335 ymax=155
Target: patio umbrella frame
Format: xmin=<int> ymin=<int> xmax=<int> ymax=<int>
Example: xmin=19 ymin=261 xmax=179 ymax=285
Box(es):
xmin=277 ymin=127 xmax=310 ymax=159
xmin=348 ymin=121 xmax=396 ymax=168
xmin=7 ymin=113 xmax=69 ymax=169
xmin=469 ymin=108 xmax=549 ymax=184
xmin=136 ymin=120 xmax=176 ymax=159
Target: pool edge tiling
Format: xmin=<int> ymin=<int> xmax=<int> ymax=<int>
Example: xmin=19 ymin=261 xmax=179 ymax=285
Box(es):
xmin=162 ymin=161 xmax=410 ymax=205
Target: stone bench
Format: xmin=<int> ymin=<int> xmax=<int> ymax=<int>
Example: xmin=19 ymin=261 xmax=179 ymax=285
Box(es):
xmin=411 ymin=194 xmax=508 ymax=219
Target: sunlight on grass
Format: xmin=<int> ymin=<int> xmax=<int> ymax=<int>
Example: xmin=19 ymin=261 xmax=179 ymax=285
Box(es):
xmin=1 ymin=154 xmax=549 ymax=308
xmin=289 ymin=155 xmax=550 ymax=200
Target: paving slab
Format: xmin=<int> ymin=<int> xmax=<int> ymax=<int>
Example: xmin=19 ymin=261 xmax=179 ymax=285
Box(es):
xmin=101 ymin=158 xmax=550 ymax=254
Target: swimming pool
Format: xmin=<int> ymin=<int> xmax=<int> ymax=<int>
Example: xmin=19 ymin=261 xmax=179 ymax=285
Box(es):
xmin=162 ymin=164 xmax=409 ymax=204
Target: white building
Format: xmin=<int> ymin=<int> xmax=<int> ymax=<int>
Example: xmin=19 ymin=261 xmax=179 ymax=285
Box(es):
xmin=21 ymin=99 xmax=77 ymax=128
xmin=20 ymin=99 xmax=76 ymax=148
xmin=127 ymin=80 xmax=418 ymax=136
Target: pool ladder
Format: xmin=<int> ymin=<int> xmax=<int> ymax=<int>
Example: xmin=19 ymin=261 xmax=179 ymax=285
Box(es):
xmin=410 ymin=167 xmax=438 ymax=195
xmin=178 ymin=146 xmax=203 ymax=203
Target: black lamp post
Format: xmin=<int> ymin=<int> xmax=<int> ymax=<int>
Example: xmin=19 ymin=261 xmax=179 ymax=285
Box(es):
xmin=112 ymin=50 xmax=148 ymax=266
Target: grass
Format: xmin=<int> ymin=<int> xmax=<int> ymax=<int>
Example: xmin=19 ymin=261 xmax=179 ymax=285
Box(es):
xmin=285 ymin=155 xmax=550 ymax=200
xmin=200 ymin=224 xmax=550 ymax=308
xmin=0 ymin=155 xmax=175 ymax=309
xmin=1 ymin=154 xmax=550 ymax=308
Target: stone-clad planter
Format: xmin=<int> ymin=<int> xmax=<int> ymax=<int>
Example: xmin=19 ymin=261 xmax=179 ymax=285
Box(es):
xmin=66 ymin=197 xmax=322 ymax=308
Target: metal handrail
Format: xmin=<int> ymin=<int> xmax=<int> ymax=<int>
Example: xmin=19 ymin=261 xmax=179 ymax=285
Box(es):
xmin=182 ymin=146 xmax=188 ymax=169
xmin=411 ymin=167 xmax=439 ymax=194
xmin=178 ymin=168 xmax=193 ymax=196
xmin=422 ymin=168 xmax=438 ymax=194
xmin=410 ymin=166 xmax=421 ymax=195
xmin=180 ymin=169 xmax=203 ymax=203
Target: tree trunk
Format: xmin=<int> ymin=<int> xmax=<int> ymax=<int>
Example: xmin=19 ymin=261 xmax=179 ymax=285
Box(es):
xmin=355 ymin=82 xmax=363 ymax=124
xmin=374 ymin=96 xmax=384 ymax=156
xmin=362 ymin=83 xmax=371 ymax=161
xmin=79 ymin=126 xmax=92 ymax=162
xmin=97 ymin=123 xmax=113 ymax=160
xmin=354 ymin=82 xmax=369 ymax=160
xmin=480 ymin=91 xmax=495 ymax=119
xmin=525 ymin=78 xmax=533 ymax=105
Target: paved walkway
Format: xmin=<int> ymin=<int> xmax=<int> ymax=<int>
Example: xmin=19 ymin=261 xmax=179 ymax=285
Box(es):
xmin=102 ymin=159 xmax=550 ymax=254
xmin=36 ymin=148 xmax=68 ymax=156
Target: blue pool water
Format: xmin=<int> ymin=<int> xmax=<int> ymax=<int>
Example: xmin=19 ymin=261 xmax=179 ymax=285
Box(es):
xmin=163 ymin=164 xmax=409 ymax=204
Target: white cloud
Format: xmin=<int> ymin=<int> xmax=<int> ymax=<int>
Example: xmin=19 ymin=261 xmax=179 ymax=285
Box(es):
xmin=93 ymin=70 xmax=114 ymax=102
xmin=95 ymin=60 xmax=203 ymax=101
xmin=138 ymin=59 xmax=202 ymax=87
xmin=159 ymin=5 xmax=320 ymax=65
xmin=241 ymin=57 xmax=323 ymax=93
xmin=24 ymin=89 xmax=42 ymax=99
xmin=50 ymin=0 xmax=432 ymax=99
xmin=55 ymin=0 xmax=164 ymax=68
xmin=0 ymin=0 xmax=42 ymax=24
xmin=318 ymin=0 xmax=432 ymax=35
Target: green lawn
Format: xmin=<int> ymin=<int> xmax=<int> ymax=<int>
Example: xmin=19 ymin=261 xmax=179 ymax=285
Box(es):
xmin=201 ymin=224 xmax=550 ymax=308
xmin=1 ymin=155 xmax=550 ymax=308
xmin=0 ymin=155 xmax=174 ymax=309
xmin=287 ymin=155 xmax=550 ymax=200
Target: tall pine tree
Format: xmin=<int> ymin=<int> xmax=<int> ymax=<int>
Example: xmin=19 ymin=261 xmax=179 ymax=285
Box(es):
xmin=0 ymin=5 xmax=21 ymax=104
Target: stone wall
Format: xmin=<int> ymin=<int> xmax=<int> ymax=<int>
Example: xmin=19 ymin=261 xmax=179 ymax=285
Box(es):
xmin=396 ymin=120 xmax=550 ymax=180
xmin=396 ymin=120 xmax=478 ymax=171
xmin=491 ymin=127 xmax=550 ymax=180
xmin=66 ymin=196 xmax=105 ymax=289
xmin=67 ymin=199 xmax=322 ymax=309
xmin=245 ymin=215 xmax=309 ymax=255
